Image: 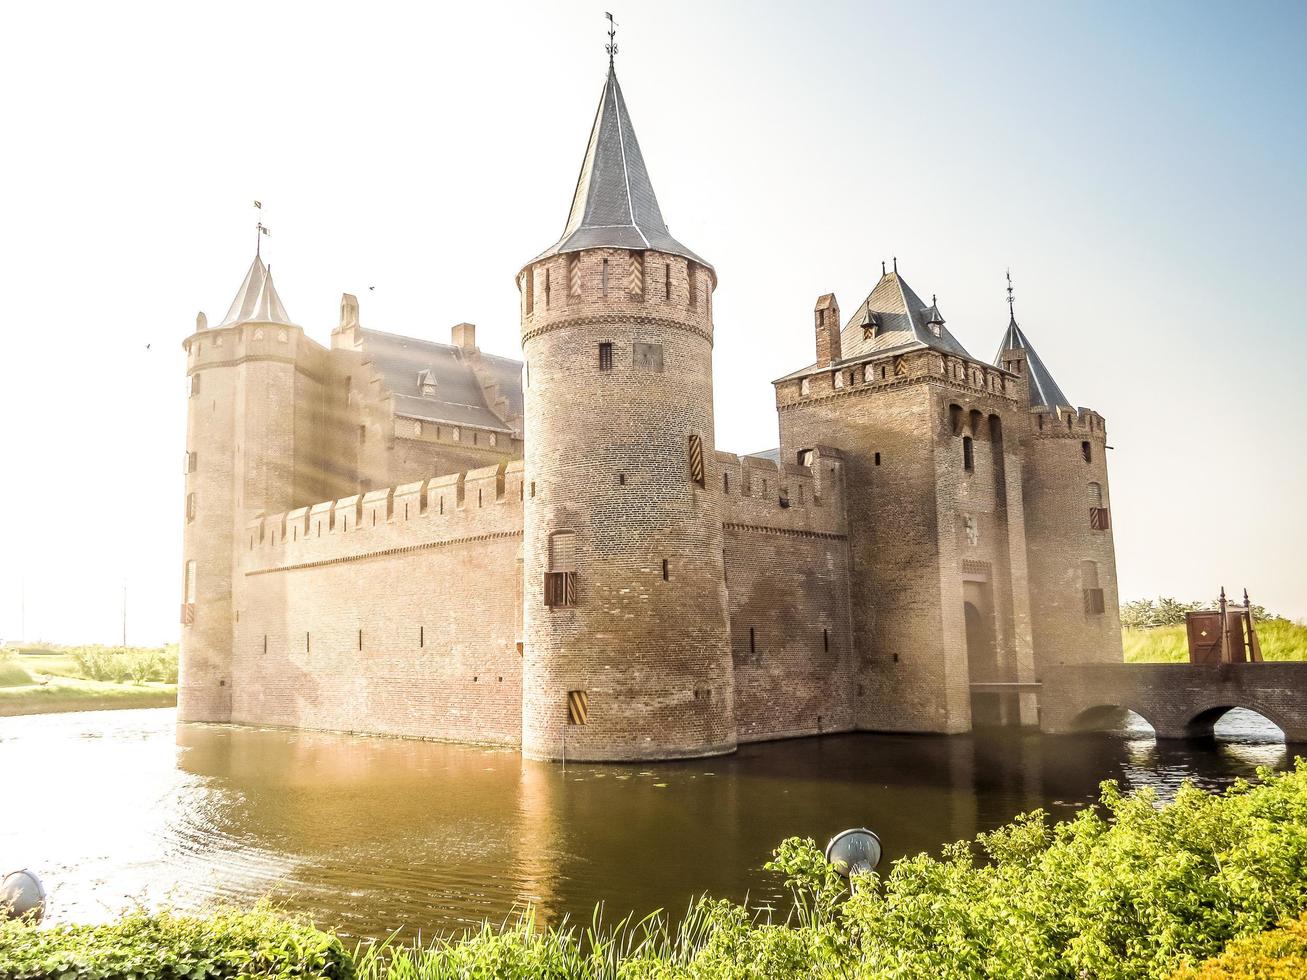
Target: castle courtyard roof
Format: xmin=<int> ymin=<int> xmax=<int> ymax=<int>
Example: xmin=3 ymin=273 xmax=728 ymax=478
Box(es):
xmin=993 ymin=318 xmax=1072 ymax=409
xmin=529 ymin=63 xmax=708 ymax=270
xmin=360 ymin=328 xmax=523 ymax=435
xmin=218 ymin=255 xmax=293 ymax=328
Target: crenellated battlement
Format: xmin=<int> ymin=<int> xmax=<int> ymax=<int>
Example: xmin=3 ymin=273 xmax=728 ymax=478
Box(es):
xmin=183 ymin=320 xmax=331 ymax=380
xmin=1030 ymin=404 xmax=1108 ymax=441
xmin=243 ymin=461 xmax=525 ymax=573
xmin=776 ymin=347 xmax=1018 ymax=412
xmin=716 ymin=448 xmax=846 ymax=538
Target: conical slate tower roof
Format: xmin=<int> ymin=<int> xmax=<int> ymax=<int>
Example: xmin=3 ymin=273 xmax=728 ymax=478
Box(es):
xmin=532 ymin=64 xmax=707 ymax=268
xmin=994 ymin=318 xmax=1071 ymax=409
xmin=218 ymin=255 xmax=292 ymax=327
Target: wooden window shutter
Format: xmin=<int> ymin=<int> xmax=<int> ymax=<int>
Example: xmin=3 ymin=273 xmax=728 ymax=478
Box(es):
xmin=567 ymin=689 xmax=589 ymax=725
xmin=688 ymin=434 xmax=705 ymax=487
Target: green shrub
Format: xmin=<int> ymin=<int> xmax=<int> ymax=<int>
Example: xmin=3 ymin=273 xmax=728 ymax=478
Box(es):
xmin=1170 ymin=912 xmax=1307 ymax=978
xmin=68 ymin=646 xmax=180 ymax=684
xmin=0 ymin=656 xmax=33 ymax=688
xmin=0 ymin=904 xmax=354 ymax=980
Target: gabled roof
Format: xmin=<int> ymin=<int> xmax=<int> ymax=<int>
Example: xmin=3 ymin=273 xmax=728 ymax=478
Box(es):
xmin=530 ymin=64 xmax=708 ymax=269
xmin=839 ymin=270 xmax=972 ymax=360
xmin=218 ymin=255 xmax=292 ymax=327
xmin=360 ymin=329 xmax=523 ymax=434
xmin=993 ymin=318 xmax=1072 ymax=409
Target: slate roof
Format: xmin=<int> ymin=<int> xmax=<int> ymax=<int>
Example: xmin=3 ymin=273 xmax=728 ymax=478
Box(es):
xmin=219 ymin=255 xmax=292 ymax=327
xmin=530 ymin=64 xmax=708 ymax=269
xmin=993 ymin=318 xmax=1072 ymax=409
xmin=776 ymin=268 xmax=973 ymax=382
xmin=359 ymin=329 xmax=523 ymax=434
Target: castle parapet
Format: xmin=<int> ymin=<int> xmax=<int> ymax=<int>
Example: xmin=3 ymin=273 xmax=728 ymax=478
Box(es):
xmin=243 ymin=460 xmax=525 ymax=573
xmin=777 ymin=348 xmax=1018 ymax=411
xmin=1031 ymin=405 xmax=1107 ymax=439
xmin=716 ymin=448 xmax=846 ymax=537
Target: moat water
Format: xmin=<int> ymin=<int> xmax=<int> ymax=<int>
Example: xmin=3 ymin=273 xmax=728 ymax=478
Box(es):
xmin=1 ymin=708 xmax=1295 ymax=940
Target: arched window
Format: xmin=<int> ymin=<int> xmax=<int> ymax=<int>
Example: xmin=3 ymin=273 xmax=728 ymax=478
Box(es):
xmin=1081 ymin=560 xmax=1104 ymax=614
xmin=962 ymin=436 xmax=975 ymax=472
xmin=948 ymin=403 xmax=964 ymax=436
xmin=1082 ymin=440 xmax=1092 ymax=463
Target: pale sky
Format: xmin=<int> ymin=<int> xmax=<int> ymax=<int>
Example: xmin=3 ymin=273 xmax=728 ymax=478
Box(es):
xmin=1 ymin=0 xmax=1304 ymax=645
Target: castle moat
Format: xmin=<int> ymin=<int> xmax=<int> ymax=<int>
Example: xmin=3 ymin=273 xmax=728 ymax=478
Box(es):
xmin=2 ymin=708 xmax=1293 ymax=941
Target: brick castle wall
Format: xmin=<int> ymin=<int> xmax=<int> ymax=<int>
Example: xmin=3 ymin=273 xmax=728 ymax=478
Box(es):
xmin=231 ymin=462 xmax=525 ymax=743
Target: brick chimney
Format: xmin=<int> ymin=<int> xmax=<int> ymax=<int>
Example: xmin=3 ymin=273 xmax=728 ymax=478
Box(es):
xmin=451 ymin=322 xmax=477 ymax=351
xmin=814 ymin=294 xmax=841 ymax=366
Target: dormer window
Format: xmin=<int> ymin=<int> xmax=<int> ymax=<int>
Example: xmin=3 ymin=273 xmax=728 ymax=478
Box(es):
xmin=861 ymin=311 xmax=880 ymax=339
xmin=417 ymin=369 xmax=437 ymax=397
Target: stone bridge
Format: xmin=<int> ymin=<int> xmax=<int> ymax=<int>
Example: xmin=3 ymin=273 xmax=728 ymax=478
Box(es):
xmin=1039 ymin=663 xmax=1307 ymax=742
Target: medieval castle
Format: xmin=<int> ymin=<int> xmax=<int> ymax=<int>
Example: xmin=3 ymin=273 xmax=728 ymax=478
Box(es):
xmin=178 ymin=55 xmax=1123 ymax=761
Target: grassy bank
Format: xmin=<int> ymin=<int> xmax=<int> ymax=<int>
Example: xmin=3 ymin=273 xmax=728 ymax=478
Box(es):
xmin=1125 ymin=618 xmax=1307 ymax=663
xmin=5 ymin=760 xmax=1307 ymax=979
xmin=0 ymin=644 xmax=177 ymax=716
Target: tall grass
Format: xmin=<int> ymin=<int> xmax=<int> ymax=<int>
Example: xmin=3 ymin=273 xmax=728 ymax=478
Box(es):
xmin=0 ymin=650 xmax=33 ymax=688
xmin=1125 ymin=619 xmax=1307 ymax=664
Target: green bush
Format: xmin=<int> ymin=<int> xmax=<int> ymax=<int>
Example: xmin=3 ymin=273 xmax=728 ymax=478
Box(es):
xmin=0 ymin=654 xmax=33 ymax=688
xmin=0 ymin=904 xmax=354 ymax=980
xmin=68 ymin=645 xmax=179 ymax=684
xmin=1170 ymin=912 xmax=1307 ymax=978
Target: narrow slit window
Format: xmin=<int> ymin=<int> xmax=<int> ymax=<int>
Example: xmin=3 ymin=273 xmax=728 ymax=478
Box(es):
xmin=662 ymin=558 xmax=669 ymax=581
xmin=664 ymin=262 xmax=671 ymax=301
xmin=823 ymin=628 xmax=829 ymax=652
xmin=358 ymin=628 xmax=363 ymax=651
xmin=186 ymin=492 xmax=197 ymax=523
xmin=749 ymin=626 xmax=756 ymax=654
xmin=601 ymin=258 xmax=609 ymax=297
xmin=962 ymin=436 xmax=974 ymax=472
xmin=524 ymin=268 xmax=534 ymax=314
xmin=874 ymin=452 xmax=881 ymax=466
xmin=419 ymin=625 xmax=425 ymax=648
xmin=598 ymin=342 xmax=613 ymax=372
xmin=1081 ymin=440 xmax=1092 ymax=463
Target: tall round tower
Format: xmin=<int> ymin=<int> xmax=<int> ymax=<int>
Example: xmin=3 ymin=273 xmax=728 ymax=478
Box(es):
xmin=178 ymin=256 xmax=303 ymax=723
xmin=519 ymin=60 xmax=736 ymax=761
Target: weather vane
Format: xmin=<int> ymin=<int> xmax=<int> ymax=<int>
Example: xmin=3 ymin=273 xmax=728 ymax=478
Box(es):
xmin=254 ymin=200 xmax=269 ymax=258
xmin=1006 ymin=268 xmax=1015 ymax=319
xmin=605 ymin=12 xmax=618 ymax=66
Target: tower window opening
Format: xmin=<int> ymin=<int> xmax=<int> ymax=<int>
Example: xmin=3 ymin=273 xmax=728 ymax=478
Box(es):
xmin=545 ymin=531 xmax=577 ymax=608
xmin=358 ymin=629 xmax=363 ymax=651
xmin=962 ymin=436 xmax=975 ymax=472
xmin=601 ymin=258 xmax=609 ymax=297
xmin=618 ymin=472 xmax=626 ymax=486
xmin=190 ymin=373 xmax=201 ymax=396
xmin=1082 ymin=560 xmax=1105 ymax=615
xmin=262 ymin=634 xmax=267 ymax=655
xmin=664 ymin=262 xmax=671 ymax=301
xmin=628 ymin=251 xmax=644 ymax=300
xmin=185 ymin=451 xmax=197 ymax=473
xmin=420 ymin=625 xmax=424 ymax=648
xmin=749 ymin=627 xmax=756 ymax=654
xmin=358 ymin=424 xmax=367 ymax=443
xmin=688 ymin=261 xmax=698 ymax=308
xmin=306 ymin=632 xmax=311 ymax=654
xmin=568 ymin=254 xmax=581 ymax=298
xmin=1081 ymin=440 xmax=1092 ymax=463
xmin=543 ymin=268 xmax=551 ymax=307
xmin=662 ymin=558 xmax=669 ymax=581
xmin=186 ymin=492 xmax=196 ymax=523
xmin=524 ymin=268 xmax=534 ymax=314
xmin=598 ymin=342 xmax=613 ymax=372
xmin=723 ymin=472 xmax=730 ymax=493
xmin=874 ymin=452 xmax=881 ymax=466
xmin=823 ymin=628 xmax=829 ymax=652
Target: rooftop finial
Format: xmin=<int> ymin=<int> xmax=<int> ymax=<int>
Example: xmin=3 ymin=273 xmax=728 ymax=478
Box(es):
xmin=881 ymin=260 xmax=886 ymax=276
xmin=254 ymin=200 xmax=269 ymax=258
xmin=605 ymin=11 xmax=618 ymax=67
xmin=892 ymin=256 xmax=897 ymax=273
xmin=1006 ymin=268 xmax=1016 ymax=321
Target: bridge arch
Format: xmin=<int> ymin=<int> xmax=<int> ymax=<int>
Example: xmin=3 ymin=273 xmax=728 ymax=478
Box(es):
xmin=1182 ymin=701 xmax=1288 ymax=740
xmin=1067 ymin=704 xmax=1157 ymax=736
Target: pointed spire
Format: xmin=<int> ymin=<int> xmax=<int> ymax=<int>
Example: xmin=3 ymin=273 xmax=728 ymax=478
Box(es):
xmin=994 ymin=318 xmax=1072 ymax=410
xmin=218 ymin=254 xmax=293 ymax=328
xmin=531 ymin=59 xmax=707 ymax=267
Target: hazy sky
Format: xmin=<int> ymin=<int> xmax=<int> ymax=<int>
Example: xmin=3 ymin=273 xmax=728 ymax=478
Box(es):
xmin=1 ymin=0 xmax=1304 ymax=644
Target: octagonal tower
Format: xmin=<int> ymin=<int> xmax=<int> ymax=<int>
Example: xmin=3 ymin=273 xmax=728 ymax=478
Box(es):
xmin=519 ymin=60 xmax=736 ymax=761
